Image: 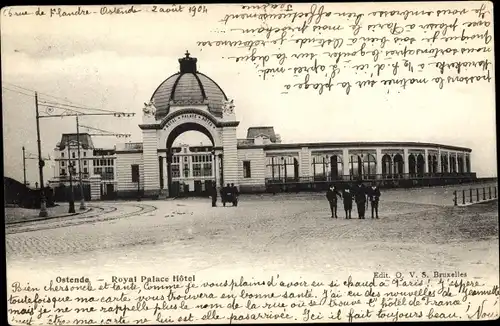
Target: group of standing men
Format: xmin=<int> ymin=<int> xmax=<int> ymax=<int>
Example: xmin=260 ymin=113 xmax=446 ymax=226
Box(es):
xmin=211 ymin=182 xmax=239 ymax=207
xmin=326 ymin=181 xmax=381 ymax=219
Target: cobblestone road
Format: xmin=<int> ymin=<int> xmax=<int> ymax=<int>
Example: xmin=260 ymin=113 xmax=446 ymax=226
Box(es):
xmin=6 ymin=183 xmax=499 ymax=285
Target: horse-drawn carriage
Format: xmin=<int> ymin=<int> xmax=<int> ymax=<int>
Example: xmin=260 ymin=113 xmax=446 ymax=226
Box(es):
xmin=220 ymin=185 xmax=238 ymax=207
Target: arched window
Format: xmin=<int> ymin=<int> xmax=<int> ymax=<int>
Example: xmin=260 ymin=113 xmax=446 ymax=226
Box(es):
xmin=382 ymin=154 xmax=392 ymax=178
xmin=393 ymin=154 xmax=404 ymax=178
xmin=416 ymin=154 xmax=425 ymax=177
xmin=330 ymin=155 xmax=343 ymax=180
xmin=432 ymin=155 xmax=438 ymax=174
xmin=349 ymin=154 xmax=362 ymax=180
xmin=408 ymin=154 xmax=416 ymax=177
xmin=363 ymin=154 xmax=377 ymax=180
xmin=427 ymin=154 xmax=436 ymax=174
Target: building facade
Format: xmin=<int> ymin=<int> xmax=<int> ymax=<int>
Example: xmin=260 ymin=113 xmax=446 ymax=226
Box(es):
xmin=51 ymin=52 xmax=476 ymax=200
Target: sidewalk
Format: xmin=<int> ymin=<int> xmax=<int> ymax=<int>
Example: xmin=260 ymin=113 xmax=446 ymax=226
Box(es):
xmin=4 ymin=203 xmax=92 ymax=225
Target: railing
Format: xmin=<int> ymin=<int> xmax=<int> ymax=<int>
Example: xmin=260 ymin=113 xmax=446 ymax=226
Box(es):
xmin=454 ymin=185 xmax=498 ymax=206
xmin=266 ymin=172 xmax=477 ymax=184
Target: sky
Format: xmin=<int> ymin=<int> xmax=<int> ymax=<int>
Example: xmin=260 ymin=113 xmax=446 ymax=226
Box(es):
xmin=2 ymin=3 xmax=497 ymax=185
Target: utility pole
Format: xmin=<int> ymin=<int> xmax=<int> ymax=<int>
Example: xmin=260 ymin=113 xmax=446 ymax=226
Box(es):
xmin=35 ymin=92 xmax=48 ymax=217
xmin=76 ymin=115 xmax=86 ymax=210
xmin=67 ymin=141 xmax=75 ymax=213
xmin=22 ymin=146 xmax=27 ymax=186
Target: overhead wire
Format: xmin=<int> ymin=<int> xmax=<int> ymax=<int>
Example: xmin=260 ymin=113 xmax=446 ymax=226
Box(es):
xmin=4 ymin=81 xmax=133 ymax=115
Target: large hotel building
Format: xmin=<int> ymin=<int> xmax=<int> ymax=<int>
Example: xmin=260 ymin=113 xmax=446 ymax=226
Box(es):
xmin=50 ymin=53 xmax=476 ymax=199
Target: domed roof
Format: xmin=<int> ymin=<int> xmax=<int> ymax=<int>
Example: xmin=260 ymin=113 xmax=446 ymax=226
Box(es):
xmin=151 ymin=51 xmax=228 ymax=119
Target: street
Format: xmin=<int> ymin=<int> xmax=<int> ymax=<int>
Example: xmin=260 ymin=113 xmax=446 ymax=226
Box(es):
xmin=6 ymin=184 xmax=499 ymax=285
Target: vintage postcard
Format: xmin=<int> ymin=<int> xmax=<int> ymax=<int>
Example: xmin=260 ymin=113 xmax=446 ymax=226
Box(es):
xmin=2 ymin=2 xmax=498 ymax=324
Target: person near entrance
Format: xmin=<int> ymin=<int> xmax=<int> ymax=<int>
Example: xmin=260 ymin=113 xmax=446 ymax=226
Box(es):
xmin=210 ymin=181 xmax=217 ymax=207
xmin=230 ymin=183 xmax=239 ymax=206
xmin=342 ymin=185 xmax=353 ymax=219
xmin=367 ymin=182 xmax=381 ymax=218
xmin=220 ymin=184 xmax=227 ymax=206
xmin=354 ymin=180 xmax=368 ymax=219
xmin=326 ymin=184 xmax=342 ymax=218
xmin=222 ymin=183 xmax=232 ymax=207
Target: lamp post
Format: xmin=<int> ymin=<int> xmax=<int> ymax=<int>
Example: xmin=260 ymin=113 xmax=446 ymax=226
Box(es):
xmin=22 ymin=146 xmax=27 ymax=186
xmin=76 ymin=115 xmax=86 ymax=210
xmin=35 ymin=92 xmax=48 ymax=217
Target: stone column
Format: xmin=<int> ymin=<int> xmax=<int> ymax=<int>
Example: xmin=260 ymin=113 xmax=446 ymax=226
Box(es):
xmin=376 ymin=148 xmax=382 ymax=179
xmin=455 ymin=152 xmax=459 ymax=173
xmin=142 ymin=129 xmax=160 ymax=197
xmin=424 ymin=149 xmax=429 ymax=174
xmin=342 ymin=148 xmax=349 ymax=179
xmin=437 ymin=148 xmax=442 ymax=173
xmin=89 ymin=175 xmax=101 ymax=200
xmin=222 ymin=127 xmax=238 ymax=187
xmin=462 ymin=152 xmax=467 ymax=173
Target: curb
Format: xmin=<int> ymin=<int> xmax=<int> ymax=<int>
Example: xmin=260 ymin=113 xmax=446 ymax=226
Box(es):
xmin=5 ymin=207 xmax=93 ymax=225
xmin=456 ymin=198 xmax=498 ymax=207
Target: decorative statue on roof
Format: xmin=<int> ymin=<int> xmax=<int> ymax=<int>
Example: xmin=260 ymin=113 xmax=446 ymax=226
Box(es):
xmin=222 ymin=99 xmax=235 ymax=115
xmin=143 ymin=99 xmax=157 ymax=117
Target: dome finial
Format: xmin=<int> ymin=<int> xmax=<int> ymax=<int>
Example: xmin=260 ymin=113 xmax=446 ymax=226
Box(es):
xmin=179 ymin=50 xmax=197 ymax=73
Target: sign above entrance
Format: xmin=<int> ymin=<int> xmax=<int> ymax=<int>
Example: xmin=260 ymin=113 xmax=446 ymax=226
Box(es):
xmin=164 ymin=112 xmax=217 ymax=130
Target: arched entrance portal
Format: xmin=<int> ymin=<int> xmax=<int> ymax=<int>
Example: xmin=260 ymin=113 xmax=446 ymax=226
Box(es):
xmin=165 ymin=123 xmax=218 ymax=197
xmin=137 ymin=52 xmax=239 ymax=199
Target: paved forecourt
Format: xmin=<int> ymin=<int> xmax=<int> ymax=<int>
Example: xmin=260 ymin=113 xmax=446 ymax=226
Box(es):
xmin=5 ymin=182 xmax=498 ymax=287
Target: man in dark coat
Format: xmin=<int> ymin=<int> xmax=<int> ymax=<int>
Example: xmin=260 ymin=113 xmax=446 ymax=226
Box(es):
xmin=211 ymin=181 xmax=217 ymax=207
xmin=367 ymin=182 xmax=381 ymax=218
xmin=326 ymin=184 xmax=342 ymax=218
xmin=342 ymin=185 xmax=353 ymax=219
xmin=220 ymin=184 xmax=226 ymax=207
xmin=230 ymin=183 xmax=239 ymax=206
xmin=354 ymin=181 xmax=368 ymax=219
xmin=222 ymin=183 xmax=232 ymax=207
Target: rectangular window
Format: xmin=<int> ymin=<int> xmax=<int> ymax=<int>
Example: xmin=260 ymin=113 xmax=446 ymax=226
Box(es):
xmin=84 ymin=168 xmax=88 ymax=174
xmin=193 ymin=163 xmax=201 ymax=177
xmin=243 ymin=161 xmax=251 ymax=178
xmin=61 ymin=161 xmax=65 ymax=167
xmin=172 ymin=165 xmax=180 ymax=178
xmin=83 ymin=152 xmax=86 ymax=157
xmin=101 ymin=159 xmax=105 ymax=166
xmin=61 ymin=169 xmax=66 ymax=175
xmin=72 ymin=152 xmax=75 ymax=158
xmin=183 ymin=163 xmax=189 ymax=178
xmin=84 ymin=160 xmax=87 ymax=166
xmin=131 ymin=164 xmax=139 ymax=183
xmin=61 ymin=152 xmax=65 ymax=158
xmin=203 ymin=163 xmax=212 ymax=176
